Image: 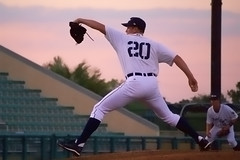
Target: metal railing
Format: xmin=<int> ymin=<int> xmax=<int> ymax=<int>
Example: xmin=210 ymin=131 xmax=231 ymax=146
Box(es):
xmin=0 ymin=134 xmax=238 ymax=160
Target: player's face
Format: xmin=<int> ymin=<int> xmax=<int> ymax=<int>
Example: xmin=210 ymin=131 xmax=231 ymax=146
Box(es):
xmin=211 ymin=99 xmax=220 ymax=112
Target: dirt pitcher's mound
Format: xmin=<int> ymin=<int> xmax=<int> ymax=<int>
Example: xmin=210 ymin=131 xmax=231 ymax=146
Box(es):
xmin=67 ymin=150 xmax=240 ymax=160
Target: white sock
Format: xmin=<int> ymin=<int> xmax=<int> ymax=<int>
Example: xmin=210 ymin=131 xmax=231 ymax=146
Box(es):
xmin=198 ymin=136 xmax=203 ymax=142
xmin=78 ymin=143 xmax=85 ymax=147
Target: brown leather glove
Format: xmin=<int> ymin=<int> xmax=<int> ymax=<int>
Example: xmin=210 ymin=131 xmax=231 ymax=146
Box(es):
xmin=217 ymin=128 xmax=230 ymax=137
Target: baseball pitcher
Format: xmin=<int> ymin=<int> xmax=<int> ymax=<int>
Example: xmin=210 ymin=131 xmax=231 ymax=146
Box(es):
xmin=58 ymin=17 xmax=211 ymax=156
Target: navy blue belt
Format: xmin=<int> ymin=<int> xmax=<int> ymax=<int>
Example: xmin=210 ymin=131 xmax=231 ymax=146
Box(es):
xmin=125 ymin=72 xmax=157 ymax=79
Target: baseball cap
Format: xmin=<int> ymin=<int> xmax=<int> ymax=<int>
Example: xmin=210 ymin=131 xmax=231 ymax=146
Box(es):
xmin=121 ymin=17 xmax=146 ymax=33
xmin=210 ymin=94 xmax=219 ymax=100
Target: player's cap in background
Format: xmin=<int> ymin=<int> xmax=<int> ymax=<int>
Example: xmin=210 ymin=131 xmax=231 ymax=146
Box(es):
xmin=210 ymin=94 xmax=220 ymax=100
xmin=122 ymin=17 xmax=146 ymax=33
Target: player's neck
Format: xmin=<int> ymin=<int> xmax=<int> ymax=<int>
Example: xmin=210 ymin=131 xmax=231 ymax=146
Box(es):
xmin=213 ymin=104 xmax=221 ymax=113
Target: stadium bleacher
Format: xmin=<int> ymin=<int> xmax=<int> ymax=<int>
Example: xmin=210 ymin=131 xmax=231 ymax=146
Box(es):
xmin=0 ymin=72 xmax=120 ymax=136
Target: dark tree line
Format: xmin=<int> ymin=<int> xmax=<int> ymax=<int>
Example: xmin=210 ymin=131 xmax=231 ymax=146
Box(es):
xmin=43 ymin=56 xmax=121 ymax=97
xmin=227 ymin=82 xmax=240 ymax=104
xmin=44 ymin=56 xmax=240 ymax=104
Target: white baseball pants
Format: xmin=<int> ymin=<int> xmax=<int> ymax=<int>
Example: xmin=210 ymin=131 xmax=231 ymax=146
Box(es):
xmin=90 ymin=76 xmax=180 ymax=127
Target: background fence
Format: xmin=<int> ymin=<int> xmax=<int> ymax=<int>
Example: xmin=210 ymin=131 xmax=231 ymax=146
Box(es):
xmin=0 ymin=134 xmax=239 ymax=160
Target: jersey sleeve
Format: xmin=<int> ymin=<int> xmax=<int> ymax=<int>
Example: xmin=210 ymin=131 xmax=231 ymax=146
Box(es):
xmin=105 ymin=26 xmax=124 ymax=52
xmin=156 ymin=43 xmax=177 ymax=66
xmin=206 ymin=107 xmax=213 ymax=124
xmin=225 ymin=105 xmax=238 ymax=120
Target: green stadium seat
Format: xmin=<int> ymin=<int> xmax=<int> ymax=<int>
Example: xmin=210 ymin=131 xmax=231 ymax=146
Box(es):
xmin=0 ymin=72 xmax=9 ymax=81
xmin=0 ymin=72 xmax=119 ymax=136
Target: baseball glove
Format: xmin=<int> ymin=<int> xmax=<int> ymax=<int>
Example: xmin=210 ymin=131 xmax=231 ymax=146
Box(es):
xmin=217 ymin=128 xmax=230 ymax=137
xmin=69 ymin=22 xmax=87 ymax=44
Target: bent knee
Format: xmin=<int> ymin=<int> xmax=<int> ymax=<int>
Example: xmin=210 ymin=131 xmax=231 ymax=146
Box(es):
xmin=162 ymin=113 xmax=180 ymax=127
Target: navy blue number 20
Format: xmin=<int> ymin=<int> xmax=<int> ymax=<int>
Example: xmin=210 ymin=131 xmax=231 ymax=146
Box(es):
xmin=127 ymin=41 xmax=150 ymax=59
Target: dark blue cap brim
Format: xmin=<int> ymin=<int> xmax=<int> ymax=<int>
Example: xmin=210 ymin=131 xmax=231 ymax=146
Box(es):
xmin=121 ymin=23 xmax=133 ymax=27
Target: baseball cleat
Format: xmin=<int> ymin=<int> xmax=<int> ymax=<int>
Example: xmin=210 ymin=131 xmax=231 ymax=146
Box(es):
xmin=199 ymin=138 xmax=211 ymax=151
xmin=233 ymin=143 xmax=240 ymax=151
xmin=57 ymin=139 xmax=83 ymax=156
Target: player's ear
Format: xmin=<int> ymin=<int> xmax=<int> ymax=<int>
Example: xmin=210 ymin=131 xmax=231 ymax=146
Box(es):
xmin=134 ymin=27 xmax=142 ymax=34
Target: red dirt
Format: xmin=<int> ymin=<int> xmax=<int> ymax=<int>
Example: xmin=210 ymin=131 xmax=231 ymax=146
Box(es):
xmin=66 ymin=150 xmax=240 ymax=160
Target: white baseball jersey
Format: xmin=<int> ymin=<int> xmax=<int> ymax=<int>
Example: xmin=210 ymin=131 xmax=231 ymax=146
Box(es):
xmin=105 ymin=26 xmax=176 ymax=76
xmin=90 ymin=26 xmax=180 ymax=127
xmin=206 ymin=104 xmax=238 ymax=128
xmin=206 ymin=104 xmax=238 ymax=147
